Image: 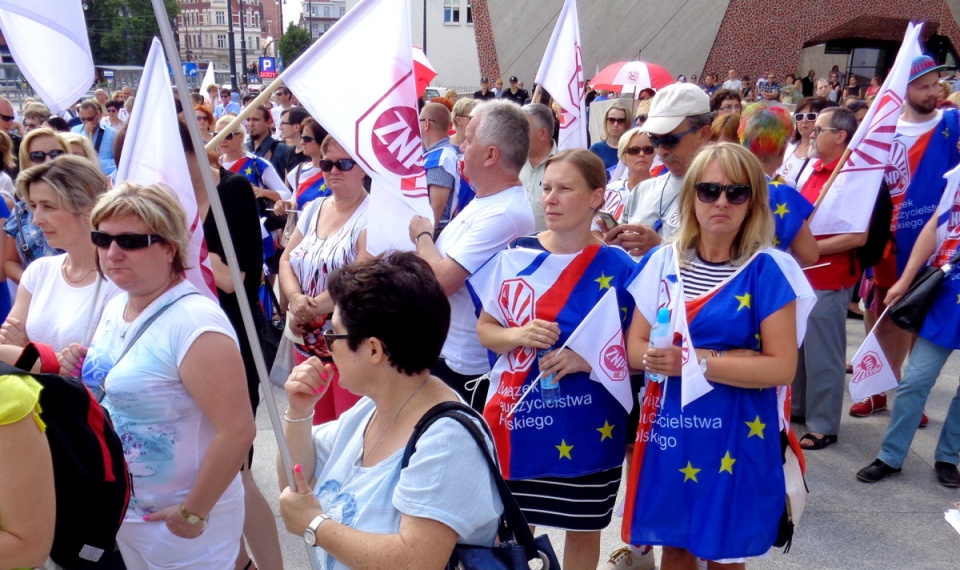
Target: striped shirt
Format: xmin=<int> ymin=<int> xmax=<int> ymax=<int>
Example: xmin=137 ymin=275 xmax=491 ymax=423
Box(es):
xmin=680 ymin=248 xmax=738 ymax=299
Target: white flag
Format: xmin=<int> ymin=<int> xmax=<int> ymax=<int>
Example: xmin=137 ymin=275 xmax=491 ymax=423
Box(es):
xmin=279 ymin=0 xmax=432 ymax=254
xmin=810 ymin=23 xmax=923 ymax=235
xmin=534 ymin=0 xmax=587 ymax=150
xmin=200 ymin=62 xmax=217 ymax=102
xmin=0 ymin=0 xmax=94 ymax=113
xmin=116 ymin=38 xmax=217 ymax=301
xmin=849 ymin=310 xmax=900 ymax=401
xmin=563 ymin=288 xmax=633 ymax=412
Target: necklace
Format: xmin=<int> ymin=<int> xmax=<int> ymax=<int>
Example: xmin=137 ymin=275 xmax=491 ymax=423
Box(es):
xmin=61 ymin=260 xmax=96 ymax=285
xmin=119 ymin=304 xmax=139 ymax=341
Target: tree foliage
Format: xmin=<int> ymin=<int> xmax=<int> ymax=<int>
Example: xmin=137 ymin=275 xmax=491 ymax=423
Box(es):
xmin=278 ymin=22 xmax=312 ymax=69
xmin=85 ymin=0 xmax=179 ymax=65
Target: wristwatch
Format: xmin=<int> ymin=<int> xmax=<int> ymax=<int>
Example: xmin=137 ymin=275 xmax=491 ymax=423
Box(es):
xmin=699 ymin=356 xmax=708 ymax=375
xmin=304 ymin=513 xmax=332 ymax=546
xmin=178 ymin=504 xmax=206 ymax=527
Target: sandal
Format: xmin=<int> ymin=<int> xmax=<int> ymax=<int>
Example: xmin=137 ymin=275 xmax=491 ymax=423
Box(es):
xmin=799 ymin=432 xmax=838 ymax=450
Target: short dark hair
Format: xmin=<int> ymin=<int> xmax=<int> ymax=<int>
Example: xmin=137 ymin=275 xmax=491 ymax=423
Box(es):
xmin=250 ymin=104 xmax=271 ymax=122
xmin=105 ymin=100 xmax=124 ymax=112
xmin=241 ymin=93 xmax=256 ymax=106
xmin=710 ymin=89 xmax=741 ymax=112
xmin=791 ymin=96 xmax=838 ymax=142
xmin=823 ymin=107 xmax=858 ymax=143
xmin=327 ymin=252 xmax=450 ymax=375
xmin=283 ymin=106 xmax=310 ymax=125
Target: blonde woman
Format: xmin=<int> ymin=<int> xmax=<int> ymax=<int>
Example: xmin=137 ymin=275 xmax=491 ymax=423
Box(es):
xmin=449 ymin=97 xmax=478 ymax=149
xmin=60 ymin=132 xmax=101 ymax=166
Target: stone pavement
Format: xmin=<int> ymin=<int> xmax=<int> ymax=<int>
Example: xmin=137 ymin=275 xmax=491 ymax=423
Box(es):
xmin=249 ymin=317 xmax=960 ymax=569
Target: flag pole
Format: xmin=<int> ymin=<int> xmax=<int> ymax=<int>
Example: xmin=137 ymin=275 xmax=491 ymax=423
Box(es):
xmin=811 ymin=146 xmax=852 ymax=209
xmin=149 ymin=8 xmax=316 ymax=568
xmin=204 ymin=81 xmax=285 ymax=151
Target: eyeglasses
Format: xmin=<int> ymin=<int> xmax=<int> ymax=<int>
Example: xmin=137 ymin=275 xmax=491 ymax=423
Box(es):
xmin=634 ymin=114 xmax=647 ymax=125
xmin=649 ymin=126 xmax=699 ymax=149
xmin=322 ymin=329 xmax=349 ymax=348
xmin=195 ymin=116 xmax=209 ymax=122
xmin=626 ymin=145 xmax=656 ymax=156
xmin=720 ymin=105 xmax=741 ymax=112
xmin=90 ymin=231 xmax=164 ymax=250
xmin=301 ymin=135 xmax=315 ymax=143
xmin=0 ymin=113 xmax=13 ymax=122
xmin=79 ymin=115 xmax=98 ymax=123
xmin=279 ymin=121 xmax=292 ymax=126
xmin=794 ymin=112 xmax=818 ymax=122
xmin=29 ymin=150 xmax=65 ymax=163
xmin=606 ymin=117 xmax=627 ymax=125
xmin=318 ymin=158 xmax=357 ymax=172
xmin=811 ymin=126 xmax=839 ymax=136
xmin=107 ymin=109 xmax=118 ymax=114
xmin=219 ymin=131 xmax=243 ymax=141
xmin=694 ymin=182 xmax=752 ymax=205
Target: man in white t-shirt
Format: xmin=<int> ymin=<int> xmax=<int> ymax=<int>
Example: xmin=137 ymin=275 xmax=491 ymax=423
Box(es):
xmin=722 ymin=69 xmax=743 ymax=92
xmin=409 ymin=101 xmax=535 ymax=408
xmin=604 ymin=83 xmax=712 ymax=258
xmin=271 ymin=84 xmax=297 ymax=140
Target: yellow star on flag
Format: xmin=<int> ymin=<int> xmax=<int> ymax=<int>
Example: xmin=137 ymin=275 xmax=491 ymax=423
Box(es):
xmin=774 ymin=203 xmax=790 ymax=219
xmin=595 ymin=273 xmax=613 ymax=290
xmin=556 ymin=439 xmax=574 ymax=459
xmin=679 ymin=461 xmax=701 ymax=482
xmin=735 ymin=292 xmax=752 ymax=311
xmin=944 ymin=127 xmax=951 ymax=139
xmin=719 ymin=451 xmax=736 ymax=474
xmin=597 ymin=421 xmax=615 ymax=441
xmin=772 ymin=234 xmax=781 ymax=246
xmin=745 ymin=415 xmax=766 ymax=439
xmin=244 ymin=166 xmax=253 ymax=176
xmin=769 ymin=179 xmax=783 ymax=187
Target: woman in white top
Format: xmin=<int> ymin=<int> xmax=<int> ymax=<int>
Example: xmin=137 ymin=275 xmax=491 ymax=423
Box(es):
xmin=776 ymin=96 xmax=834 ymax=190
xmin=280 ymin=135 xmax=370 ymax=424
xmin=599 ymin=127 xmax=655 ymax=230
xmin=0 ymin=156 xmax=119 ymax=353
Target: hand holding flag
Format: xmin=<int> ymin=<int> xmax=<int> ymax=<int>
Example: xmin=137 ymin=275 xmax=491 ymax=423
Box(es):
xmin=849 ymin=308 xmax=899 ymax=401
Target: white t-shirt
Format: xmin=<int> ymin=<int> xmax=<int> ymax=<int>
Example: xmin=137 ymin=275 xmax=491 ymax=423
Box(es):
xmin=722 ymin=79 xmax=743 ymax=91
xmin=309 ymin=398 xmax=502 ymax=570
xmin=619 ymin=172 xmax=683 ymax=239
xmin=83 ymin=280 xmax=243 ymax=521
xmin=20 ymin=254 xmax=122 ymax=351
xmin=436 ymin=185 xmax=534 ymax=374
xmin=777 ymin=141 xmax=814 ymax=191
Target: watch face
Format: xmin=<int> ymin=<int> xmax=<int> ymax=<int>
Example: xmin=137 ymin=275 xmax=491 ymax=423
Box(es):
xmin=303 ymin=528 xmax=316 ymax=546
xmin=185 ymin=513 xmax=201 ymax=525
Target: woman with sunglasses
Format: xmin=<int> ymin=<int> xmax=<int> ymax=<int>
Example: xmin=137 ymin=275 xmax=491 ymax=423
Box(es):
xmin=3 ymin=128 xmax=68 ymax=285
xmin=589 ymin=104 xmax=629 ymax=171
xmin=776 ymin=96 xmax=835 ymax=190
xmin=598 ymin=127 xmax=655 ymax=230
xmin=275 ymin=118 xmax=331 ymax=217
xmin=279 ymin=134 xmax=370 ymax=425
xmin=60 ymin=182 xmax=256 ymax=569
xmin=622 ymin=143 xmax=813 ymax=569
xmin=101 ymin=101 xmax=124 ymax=130
xmin=193 ymin=104 xmax=215 ymax=143
xmin=215 ymin=116 xmax=289 ymax=205
xmin=1 ymin=156 xmax=118 ymax=355
xmin=470 ymin=149 xmax=636 ymax=570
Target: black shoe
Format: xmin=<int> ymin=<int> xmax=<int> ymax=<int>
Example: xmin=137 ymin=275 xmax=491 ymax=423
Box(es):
xmin=857 ymin=459 xmax=902 ymax=483
xmin=935 ymin=461 xmax=960 ymax=488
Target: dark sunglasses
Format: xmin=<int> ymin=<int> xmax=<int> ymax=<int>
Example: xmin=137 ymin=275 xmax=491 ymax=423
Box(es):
xmin=220 ymin=131 xmax=243 ymax=141
xmin=29 ymin=150 xmax=65 ymax=163
xmin=634 ymin=114 xmax=647 ymax=125
xmin=79 ymin=115 xmax=98 ymax=123
xmin=319 ymin=158 xmax=357 ymax=172
xmin=91 ymin=231 xmax=164 ymax=250
xmin=694 ymin=182 xmax=752 ymax=205
xmin=649 ymin=126 xmax=698 ymax=149
xmin=794 ymin=112 xmax=818 ymax=122
xmin=626 ymin=145 xmax=656 ymax=156
xmin=606 ymin=117 xmax=627 ymax=125
xmin=195 ymin=115 xmax=209 ymax=122
xmin=0 ymin=113 xmax=13 ymax=122
xmin=301 ymin=135 xmax=315 ymax=143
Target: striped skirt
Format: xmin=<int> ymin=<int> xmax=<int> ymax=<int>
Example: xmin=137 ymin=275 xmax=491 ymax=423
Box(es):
xmin=506 ymin=466 xmax=622 ymax=531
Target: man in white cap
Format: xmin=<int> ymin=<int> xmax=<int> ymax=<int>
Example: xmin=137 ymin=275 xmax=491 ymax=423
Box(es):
xmin=604 ymin=83 xmax=713 ymax=257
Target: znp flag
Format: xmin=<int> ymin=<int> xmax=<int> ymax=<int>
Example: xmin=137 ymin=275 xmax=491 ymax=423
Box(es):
xmin=279 ymin=0 xmax=433 ymax=254
xmin=116 ymin=38 xmax=217 ymax=301
xmin=0 ymin=0 xmax=94 ymax=113
xmin=534 ymin=0 xmax=587 ymax=150
xmin=849 ymin=310 xmax=899 ymax=402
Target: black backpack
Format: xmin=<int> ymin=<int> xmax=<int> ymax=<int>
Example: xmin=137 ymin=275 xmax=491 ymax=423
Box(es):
xmin=856 ymin=181 xmax=894 ymax=268
xmin=2 ymin=343 xmax=131 ymax=567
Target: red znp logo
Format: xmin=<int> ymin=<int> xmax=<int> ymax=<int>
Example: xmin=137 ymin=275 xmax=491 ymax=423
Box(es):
xmin=851 ymin=352 xmax=882 ymax=384
xmin=601 ymin=332 xmax=627 ymax=381
xmin=498 ymin=278 xmax=536 ymax=372
xmin=371 ymin=106 xmax=422 ymax=177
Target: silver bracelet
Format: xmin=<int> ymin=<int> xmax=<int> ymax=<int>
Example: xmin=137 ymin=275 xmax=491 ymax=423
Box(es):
xmin=284 ymin=410 xmax=316 ymax=423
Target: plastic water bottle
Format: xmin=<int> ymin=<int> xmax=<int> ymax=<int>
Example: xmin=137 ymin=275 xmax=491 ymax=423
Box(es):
xmin=647 ymin=308 xmax=671 ymax=383
xmin=539 ymin=347 xmax=561 ymax=407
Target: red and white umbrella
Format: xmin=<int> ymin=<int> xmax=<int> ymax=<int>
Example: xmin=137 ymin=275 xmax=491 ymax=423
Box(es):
xmin=590 ymin=61 xmax=674 ymax=93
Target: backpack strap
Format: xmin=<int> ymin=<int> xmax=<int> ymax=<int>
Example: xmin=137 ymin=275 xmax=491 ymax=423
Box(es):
xmin=400 ymin=401 xmax=539 ymax=557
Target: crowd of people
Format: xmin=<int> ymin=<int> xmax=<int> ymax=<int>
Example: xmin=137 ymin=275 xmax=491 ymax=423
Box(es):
xmin=1 ymin=50 xmax=960 ymax=570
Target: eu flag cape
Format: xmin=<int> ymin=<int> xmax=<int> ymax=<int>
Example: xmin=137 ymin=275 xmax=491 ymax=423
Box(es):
xmin=226 ymin=155 xmax=267 ymax=187
xmin=467 ymin=241 xmax=636 ymax=480
xmin=918 ymin=163 xmax=960 ymax=350
xmin=296 ymin=169 xmax=330 ymax=209
xmin=622 ymin=245 xmax=814 ymax=560
xmin=768 ymin=178 xmax=813 ymax=251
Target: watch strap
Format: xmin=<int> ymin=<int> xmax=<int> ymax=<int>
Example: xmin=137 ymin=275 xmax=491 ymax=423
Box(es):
xmin=179 ymin=503 xmax=206 ymax=525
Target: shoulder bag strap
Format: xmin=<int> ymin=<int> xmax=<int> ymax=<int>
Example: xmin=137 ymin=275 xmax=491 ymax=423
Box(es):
xmin=401 ymin=401 xmax=539 ymax=555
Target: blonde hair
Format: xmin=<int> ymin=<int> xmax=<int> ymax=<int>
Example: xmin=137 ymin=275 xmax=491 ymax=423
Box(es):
xmin=0 ymin=131 xmax=14 ymax=171
xmin=675 ymin=142 xmax=773 ymax=265
xmin=451 ymin=97 xmax=479 ymax=128
xmin=90 ymin=182 xmax=191 ymax=275
xmin=948 ymin=91 xmax=960 ymax=108
xmin=19 ymin=128 xmax=68 ymax=168
xmin=215 ymin=115 xmax=241 ymax=134
xmin=16 ymin=155 xmax=108 ymax=214
xmin=59 ymin=132 xmax=100 ymax=166
xmin=617 ymin=127 xmax=649 ymax=160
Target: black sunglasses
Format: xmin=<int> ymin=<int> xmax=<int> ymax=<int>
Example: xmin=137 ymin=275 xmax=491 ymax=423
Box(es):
xmin=794 ymin=112 xmax=818 ymax=122
xmin=0 ymin=113 xmax=13 ymax=122
xmin=301 ymin=135 xmax=315 ymax=143
xmin=634 ymin=114 xmax=647 ymax=125
xmin=91 ymin=231 xmax=164 ymax=250
xmin=29 ymin=150 xmax=65 ymax=163
xmin=694 ymin=182 xmax=752 ymax=205
xmin=606 ymin=117 xmax=627 ymax=125
xmin=220 ymin=131 xmax=243 ymax=141
xmin=319 ymin=159 xmax=357 ymax=172
xmin=649 ymin=126 xmax=698 ymax=149
xmin=626 ymin=145 xmax=656 ymax=156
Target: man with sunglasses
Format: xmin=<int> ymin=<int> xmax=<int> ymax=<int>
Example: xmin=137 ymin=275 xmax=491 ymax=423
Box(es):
xmin=791 ymin=106 xmax=865 ymax=451
xmin=0 ymin=96 xmax=22 ymax=164
xmin=214 ymin=89 xmax=241 ymax=119
xmin=271 ymin=84 xmax=297 ymax=139
xmin=605 ymin=83 xmax=712 ymax=258
xmin=70 ymin=99 xmax=116 ymax=175
xmin=420 ymin=102 xmax=460 ymax=233
xmin=520 ymin=103 xmax=557 ymax=231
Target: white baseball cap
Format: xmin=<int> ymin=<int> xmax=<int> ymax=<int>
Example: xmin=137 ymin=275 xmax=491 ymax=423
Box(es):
xmin=643 ymin=83 xmax=711 ymax=135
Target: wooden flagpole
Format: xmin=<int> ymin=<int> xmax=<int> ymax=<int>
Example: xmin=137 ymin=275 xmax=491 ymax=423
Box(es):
xmin=811 ymin=146 xmax=851 ymax=208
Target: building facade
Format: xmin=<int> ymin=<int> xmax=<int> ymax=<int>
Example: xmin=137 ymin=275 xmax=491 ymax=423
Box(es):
xmin=301 ymin=0 xmax=346 ymax=39
xmin=176 ymin=0 xmax=269 ymax=86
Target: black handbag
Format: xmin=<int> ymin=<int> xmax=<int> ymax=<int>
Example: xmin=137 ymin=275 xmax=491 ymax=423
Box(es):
xmin=402 ymin=402 xmax=562 ymax=570
xmin=889 ymin=249 xmax=960 ymax=334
